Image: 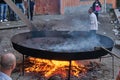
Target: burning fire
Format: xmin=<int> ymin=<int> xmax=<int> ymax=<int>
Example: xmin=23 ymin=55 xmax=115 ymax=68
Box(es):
xmin=24 ymin=57 xmax=87 ymax=78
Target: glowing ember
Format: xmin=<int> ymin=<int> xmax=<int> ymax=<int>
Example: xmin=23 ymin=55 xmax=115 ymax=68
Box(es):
xmin=24 ymin=57 xmax=87 ymax=78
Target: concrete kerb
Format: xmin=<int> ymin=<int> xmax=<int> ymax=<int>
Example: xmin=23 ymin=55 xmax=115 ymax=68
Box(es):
xmin=0 ymin=21 xmax=26 ymax=30
xmin=0 ymin=25 xmax=26 ymax=30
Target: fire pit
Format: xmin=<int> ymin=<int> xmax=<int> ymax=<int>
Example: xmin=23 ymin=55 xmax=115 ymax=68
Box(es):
xmin=11 ymin=31 xmax=114 ymax=80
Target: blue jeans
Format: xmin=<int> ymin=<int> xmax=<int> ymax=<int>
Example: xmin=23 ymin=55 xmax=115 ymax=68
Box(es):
xmin=0 ymin=4 xmax=8 ymax=21
xmin=15 ymin=3 xmax=24 ymax=20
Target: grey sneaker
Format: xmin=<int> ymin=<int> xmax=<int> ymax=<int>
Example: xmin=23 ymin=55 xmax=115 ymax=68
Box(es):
xmin=4 ymin=19 xmax=8 ymax=22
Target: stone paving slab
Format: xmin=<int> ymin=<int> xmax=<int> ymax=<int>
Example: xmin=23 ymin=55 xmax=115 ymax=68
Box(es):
xmin=0 ymin=20 xmax=26 ymax=30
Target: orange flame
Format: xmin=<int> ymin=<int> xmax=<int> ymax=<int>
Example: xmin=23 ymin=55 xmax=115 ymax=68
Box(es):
xmin=25 ymin=57 xmax=87 ymax=78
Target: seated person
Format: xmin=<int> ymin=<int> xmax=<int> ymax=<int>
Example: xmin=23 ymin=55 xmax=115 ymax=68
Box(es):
xmin=0 ymin=53 xmax=16 ymax=80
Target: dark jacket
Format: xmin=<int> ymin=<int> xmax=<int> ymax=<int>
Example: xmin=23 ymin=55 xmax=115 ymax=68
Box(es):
xmin=0 ymin=0 xmax=6 ymax=4
xmin=92 ymin=1 xmax=102 ymax=12
xmin=15 ymin=0 xmax=23 ymax=3
xmin=30 ymin=0 xmax=35 ymax=10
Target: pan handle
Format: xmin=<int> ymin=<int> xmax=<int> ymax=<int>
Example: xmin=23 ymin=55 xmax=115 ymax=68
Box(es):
xmin=101 ymin=47 xmax=120 ymax=59
xmin=94 ymin=46 xmax=120 ymax=59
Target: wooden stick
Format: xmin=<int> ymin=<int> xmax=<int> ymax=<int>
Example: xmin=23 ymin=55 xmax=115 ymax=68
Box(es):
xmin=101 ymin=47 xmax=120 ymax=59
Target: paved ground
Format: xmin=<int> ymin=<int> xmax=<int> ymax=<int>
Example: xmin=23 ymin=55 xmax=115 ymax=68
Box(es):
xmin=0 ymin=13 xmax=120 ymax=80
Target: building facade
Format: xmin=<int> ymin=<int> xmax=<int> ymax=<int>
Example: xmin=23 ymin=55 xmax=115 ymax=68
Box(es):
xmin=34 ymin=0 xmax=60 ymax=15
xmin=35 ymin=0 xmax=116 ymax=15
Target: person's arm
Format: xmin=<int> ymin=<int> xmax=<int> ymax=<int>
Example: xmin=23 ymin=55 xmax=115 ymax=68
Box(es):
xmin=98 ymin=1 xmax=102 ymax=8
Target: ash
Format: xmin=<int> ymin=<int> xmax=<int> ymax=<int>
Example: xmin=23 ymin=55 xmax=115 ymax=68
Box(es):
xmin=12 ymin=61 xmax=112 ymax=80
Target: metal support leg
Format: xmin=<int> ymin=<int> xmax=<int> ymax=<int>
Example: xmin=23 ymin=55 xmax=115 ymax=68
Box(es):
xmin=68 ymin=60 xmax=72 ymax=80
xmin=112 ymin=56 xmax=114 ymax=79
xmin=22 ymin=54 xmax=24 ymax=76
xmin=99 ymin=57 xmax=102 ymax=62
xmin=98 ymin=53 xmax=115 ymax=79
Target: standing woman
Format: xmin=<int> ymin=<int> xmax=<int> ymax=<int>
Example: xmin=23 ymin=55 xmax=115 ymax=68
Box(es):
xmin=92 ymin=0 xmax=102 ymax=20
xmin=0 ymin=0 xmax=8 ymax=22
xmin=24 ymin=0 xmax=35 ymax=20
